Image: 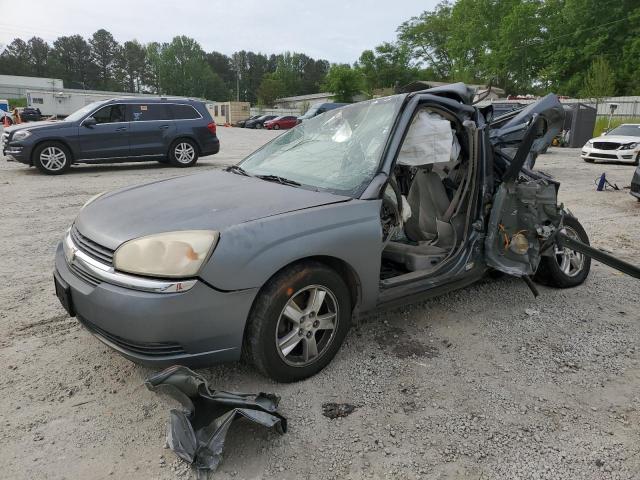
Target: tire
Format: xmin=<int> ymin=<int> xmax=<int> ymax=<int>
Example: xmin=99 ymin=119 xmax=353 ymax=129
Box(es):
xmin=534 ymin=215 xmax=591 ymax=288
xmin=256 ymin=123 xmax=263 ymax=129
xmin=33 ymin=142 xmax=71 ymax=175
xmin=244 ymin=261 xmax=352 ymax=382
xmin=274 ymin=124 xmax=280 ymax=130
xmin=168 ymin=139 xmax=199 ymax=167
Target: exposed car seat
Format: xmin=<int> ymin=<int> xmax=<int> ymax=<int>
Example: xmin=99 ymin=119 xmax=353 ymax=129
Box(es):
xmin=404 ymin=168 xmax=451 ymax=242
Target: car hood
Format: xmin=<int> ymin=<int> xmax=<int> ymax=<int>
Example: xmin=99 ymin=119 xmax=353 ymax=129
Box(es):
xmin=591 ymin=135 xmax=640 ymax=144
xmin=5 ymin=120 xmax=63 ymax=135
xmin=75 ymin=170 xmax=351 ymax=250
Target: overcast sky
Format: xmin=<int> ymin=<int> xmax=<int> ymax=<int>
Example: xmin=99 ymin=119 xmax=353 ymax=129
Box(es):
xmin=0 ymin=1 xmax=438 ymax=63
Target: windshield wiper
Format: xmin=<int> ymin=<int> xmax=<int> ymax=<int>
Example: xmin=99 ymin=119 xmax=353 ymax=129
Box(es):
xmin=256 ymin=174 xmax=301 ymax=187
xmin=225 ymin=164 xmax=252 ymax=176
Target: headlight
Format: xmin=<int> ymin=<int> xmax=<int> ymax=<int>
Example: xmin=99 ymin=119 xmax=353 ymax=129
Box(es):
xmin=12 ymin=130 xmax=32 ymax=141
xmin=621 ymin=142 xmax=638 ymax=150
xmin=586 ymin=140 xmax=593 ymax=145
xmin=82 ymin=191 xmax=106 ymax=209
xmin=113 ymin=230 xmax=219 ymax=278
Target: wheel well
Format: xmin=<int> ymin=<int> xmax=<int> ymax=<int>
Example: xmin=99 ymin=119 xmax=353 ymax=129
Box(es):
xmin=31 ymin=139 xmax=74 ymax=165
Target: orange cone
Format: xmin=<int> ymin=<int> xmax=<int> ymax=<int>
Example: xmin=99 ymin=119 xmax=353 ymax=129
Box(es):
xmin=2 ymin=115 xmax=9 ymax=127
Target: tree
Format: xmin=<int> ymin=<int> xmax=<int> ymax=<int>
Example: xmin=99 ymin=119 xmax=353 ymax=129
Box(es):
xmin=580 ymin=56 xmax=615 ymax=102
xmin=257 ymin=73 xmax=284 ymax=106
xmin=322 ymin=64 xmax=363 ymax=103
xmin=90 ymin=29 xmax=119 ymax=89
xmin=28 ymin=37 xmax=50 ymax=77
xmin=115 ymin=40 xmax=147 ymax=92
xmin=357 ymin=42 xmax=417 ymax=94
xmin=0 ymin=38 xmax=31 ymax=76
xmin=50 ymin=35 xmax=94 ymax=88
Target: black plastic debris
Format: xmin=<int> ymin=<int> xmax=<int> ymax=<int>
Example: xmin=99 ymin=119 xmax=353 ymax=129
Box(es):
xmin=322 ymin=402 xmax=356 ymax=419
xmin=145 ymin=366 xmax=287 ymax=474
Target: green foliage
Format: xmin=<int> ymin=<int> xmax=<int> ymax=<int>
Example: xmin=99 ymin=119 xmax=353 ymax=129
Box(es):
xmin=257 ymin=73 xmax=285 ymax=106
xmin=8 ymin=98 xmax=27 ymax=108
xmin=322 ymin=65 xmax=364 ymax=103
xmin=580 ymin=56 xmax=615 ymax=102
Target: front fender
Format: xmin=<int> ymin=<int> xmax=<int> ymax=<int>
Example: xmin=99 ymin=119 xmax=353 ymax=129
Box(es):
xmin=199 ymin=200 xmax=383 ymax=311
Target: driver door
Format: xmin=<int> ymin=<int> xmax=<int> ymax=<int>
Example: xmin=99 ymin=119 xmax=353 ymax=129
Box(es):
xmin=77 ymin=104 xmax=130 ymax=159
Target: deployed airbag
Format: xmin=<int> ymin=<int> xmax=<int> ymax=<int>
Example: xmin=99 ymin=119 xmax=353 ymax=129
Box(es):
xmin=397 ymin=111 xmax=458 ymax=166
xmin=145 ymin=366 xmax=287 ymax=475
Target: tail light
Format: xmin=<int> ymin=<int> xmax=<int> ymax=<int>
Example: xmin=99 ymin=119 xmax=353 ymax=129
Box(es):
xmin=207 ymin=122 xmax=217 ymax=135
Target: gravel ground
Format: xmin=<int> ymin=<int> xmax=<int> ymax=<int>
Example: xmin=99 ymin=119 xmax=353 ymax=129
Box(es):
xmin=0 ymin=130 xmax=639 ymax=480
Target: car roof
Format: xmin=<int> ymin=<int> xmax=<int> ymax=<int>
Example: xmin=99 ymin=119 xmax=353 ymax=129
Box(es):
xmin=107 ymin=97 xmax=200 ymax=104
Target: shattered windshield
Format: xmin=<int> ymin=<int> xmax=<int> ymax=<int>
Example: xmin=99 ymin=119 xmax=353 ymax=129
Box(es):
xmin=240 ymin=95 xmax=405 ymax=197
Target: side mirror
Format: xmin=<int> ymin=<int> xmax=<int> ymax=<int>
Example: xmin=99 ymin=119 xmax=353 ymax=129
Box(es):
xmin=83 ymin=117 xmax=97 ymax=128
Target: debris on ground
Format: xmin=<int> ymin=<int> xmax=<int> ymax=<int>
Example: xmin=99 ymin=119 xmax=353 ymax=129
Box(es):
xmin=322 ymin=402 xmax=356 ymax=419
xmin=145 ymin=365 xmax=287 ymax=475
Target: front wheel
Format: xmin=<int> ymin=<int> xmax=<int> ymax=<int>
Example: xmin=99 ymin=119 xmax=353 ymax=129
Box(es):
xmin=274 ymin=124 xmax=280 ymax=130
xmin=534 ymin=215 xmax=591 ymax=288
xmin=168 ymin=139 xmax=199 ymax=167
xmin=33 ymin=142 xmax=71 ymax=175
xmin=244 ymin=261 xmax=352 ymax=382
xmin=255 ymin=123 xmax=263 ymax=129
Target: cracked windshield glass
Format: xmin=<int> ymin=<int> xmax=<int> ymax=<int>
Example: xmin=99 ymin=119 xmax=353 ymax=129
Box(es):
xmin=240 ymin=95 xmax=405 ymax=196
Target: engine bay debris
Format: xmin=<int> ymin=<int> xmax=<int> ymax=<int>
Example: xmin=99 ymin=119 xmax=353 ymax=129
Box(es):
xmin=145 ymin=366 xmax=287 ymax=475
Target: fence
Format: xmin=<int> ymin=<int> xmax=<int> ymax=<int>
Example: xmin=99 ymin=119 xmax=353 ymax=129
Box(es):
xmin=478 ymin=96 xmax=640 ymax=120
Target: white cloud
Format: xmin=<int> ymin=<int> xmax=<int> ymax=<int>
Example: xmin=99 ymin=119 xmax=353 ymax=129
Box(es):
xmin=0 ymin=0 xmax=437 ymax=62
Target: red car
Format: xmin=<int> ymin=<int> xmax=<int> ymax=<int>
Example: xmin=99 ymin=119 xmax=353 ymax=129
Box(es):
xmin=264 ymin=116 xmax=298 ymax=130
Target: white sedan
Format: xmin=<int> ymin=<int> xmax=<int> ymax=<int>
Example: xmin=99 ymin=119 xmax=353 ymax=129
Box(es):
xmin=581 ymin=124 xmax=640 ymax=165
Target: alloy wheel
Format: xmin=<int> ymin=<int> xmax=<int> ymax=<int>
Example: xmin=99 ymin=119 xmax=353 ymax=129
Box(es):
xmin=275 ymin=285 xmax=339 ymax=366
xmin=174 ymin=142 xmax=195 ymax=164
xmin=554 ymin=225 xmax=585 ymax=277
xmin=40 ymin=146 xmax=67 ymax=171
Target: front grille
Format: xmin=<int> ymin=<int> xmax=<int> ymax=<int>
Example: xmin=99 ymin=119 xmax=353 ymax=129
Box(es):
xmin=69 ymin=263 xmax=101 ymax=287
xmin=79 ymin=317 xmax=186 ymax=357
xmin=593 ymin=142 xmax=620 ymax=150
xmin=71 ymin=226 xmax=114 ymax=265
xmin=591 ymin=153 xmax=618 ymax=159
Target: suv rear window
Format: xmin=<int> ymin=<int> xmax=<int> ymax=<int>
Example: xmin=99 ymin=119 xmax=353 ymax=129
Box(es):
xmin=170 ymin=104 xmax=201 ymax=120
xmin=131 ymin=104 xmax=171 ymax=121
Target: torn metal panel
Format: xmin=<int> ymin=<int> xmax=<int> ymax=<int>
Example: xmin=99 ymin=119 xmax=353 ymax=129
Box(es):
xmin=145 ymin=366 xmax=287 ymax=473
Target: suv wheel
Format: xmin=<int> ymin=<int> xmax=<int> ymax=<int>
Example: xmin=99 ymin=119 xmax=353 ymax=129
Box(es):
xmin=169 ymin=139 xmax=199 ymax=167
xmin=244 ymin=261 xmax=352 ymax=382
xmin=33 ymin=142 xmax=71 ymax=175
xmin=534 ymin=215 xmax=591 ymax=288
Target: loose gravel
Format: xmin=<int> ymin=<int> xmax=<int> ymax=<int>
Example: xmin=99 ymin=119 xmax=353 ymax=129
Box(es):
xmin=0 ymin=133 xmax=639 ymax=479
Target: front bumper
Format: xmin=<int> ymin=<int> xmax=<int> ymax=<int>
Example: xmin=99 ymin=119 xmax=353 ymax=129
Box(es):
xmin=581 ymin=146 xmax=639 ymax=163
xmin=2 ymin=142 xmax=32 ymax=164
xmin=54 ymin=242 xmax=258 ymax=367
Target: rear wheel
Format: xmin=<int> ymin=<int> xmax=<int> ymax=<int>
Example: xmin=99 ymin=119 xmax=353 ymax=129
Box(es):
xmin=33 ymin=142 xmax=71 ymax=175
xmin=244 ymin=261 xmax=352 ymax=382
xmin=534 ymin=215 xmax=591 ymax=288
xmin=274 ymin=124 xmax=280 ymax=130
xmin=168 ymin=139 xmax=198 ymax=167
xmin=256 ymin=123 xmax=263 ymax=129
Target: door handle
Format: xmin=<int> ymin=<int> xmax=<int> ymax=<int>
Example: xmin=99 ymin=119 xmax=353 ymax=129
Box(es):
xmin=160 ymin=125 xmax=170 ymax=130
xmin=115 ymin=126 xmax=127 ymax=132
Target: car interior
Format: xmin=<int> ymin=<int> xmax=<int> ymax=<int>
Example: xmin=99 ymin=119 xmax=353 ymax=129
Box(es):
xmin=379 ymin=106 xmax=475 ymax=281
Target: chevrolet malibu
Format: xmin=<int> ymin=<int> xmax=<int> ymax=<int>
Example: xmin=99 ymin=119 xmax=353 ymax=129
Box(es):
xmin=581 ymin=123 xmax=640 ymax=165
xmin=55 ymin=83 xmax=592 ymax=382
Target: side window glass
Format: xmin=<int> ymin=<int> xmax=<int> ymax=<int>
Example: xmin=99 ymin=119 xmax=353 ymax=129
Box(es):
xmin=170 ymin=104 xmax=200 ymax=120
xmin=131 ymin=104 xmax=171 ymax=121
xmin=93 ymin=105 xmax=125 ymax=124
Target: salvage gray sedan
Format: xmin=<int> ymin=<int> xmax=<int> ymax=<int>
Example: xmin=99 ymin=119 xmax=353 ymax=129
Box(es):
xmin=54 ymin=83 xmax=592 ymax=382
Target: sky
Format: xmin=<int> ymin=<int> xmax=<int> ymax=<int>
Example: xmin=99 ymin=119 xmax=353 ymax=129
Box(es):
xmin=0 ymin=0 xmax=438 ymax=63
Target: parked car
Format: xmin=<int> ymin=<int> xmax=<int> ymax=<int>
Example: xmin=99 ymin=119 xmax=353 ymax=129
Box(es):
xmin=55 ymin=83 xmax=601 ymax=382
xmin=581 ymin=123 xmax=640 ymax=165
xmin=236 ymin=115 xmax=261 ymax=128
xmin=631 ymin=164 xmax=640 ymax=200
xmin=297 ymin=102 xmax=348 ymax=123
xmin=20 ymin=107 xmax=42 ymax=122
xmin=2 ymin=97 xmax=219 ymax=174
xmin=245 ymin=115 xmax=277 ymax=129
xmin=264 ymin=116 xmax=298 ymax=130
